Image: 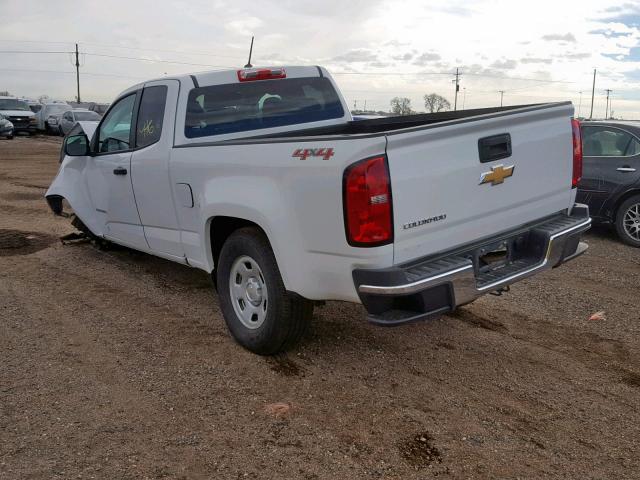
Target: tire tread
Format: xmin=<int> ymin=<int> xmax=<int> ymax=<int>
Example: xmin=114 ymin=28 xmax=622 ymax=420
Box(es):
xmin=216 ymin=227 xmax=313 ymax=354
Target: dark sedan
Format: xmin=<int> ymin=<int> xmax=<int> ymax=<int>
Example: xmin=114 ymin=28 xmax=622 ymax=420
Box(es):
xmin=577 ymin=121 xmax=640 ymax=247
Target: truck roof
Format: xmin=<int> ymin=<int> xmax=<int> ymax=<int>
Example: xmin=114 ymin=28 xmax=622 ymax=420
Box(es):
xmin=120 ymin=65 xmax=326 ymax=96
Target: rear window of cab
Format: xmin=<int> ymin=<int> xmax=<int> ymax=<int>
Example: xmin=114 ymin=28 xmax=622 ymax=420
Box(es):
xmin=184 ymin=77 xmax=344 ymax=138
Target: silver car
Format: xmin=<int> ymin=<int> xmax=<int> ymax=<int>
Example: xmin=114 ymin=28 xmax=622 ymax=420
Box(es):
xmin=0 ymin=114 xmax=14 ymax=139
xmin=57 ymin=109 xmax=102 ymax=136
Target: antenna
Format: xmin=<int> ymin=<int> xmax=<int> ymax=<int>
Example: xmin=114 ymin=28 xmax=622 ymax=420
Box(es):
xmin=244 ymin=36 xmax=254 ymax=68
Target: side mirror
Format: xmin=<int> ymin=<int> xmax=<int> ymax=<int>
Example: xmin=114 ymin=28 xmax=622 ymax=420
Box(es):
xmin=64 ymin=134 xmax=90 ymax=157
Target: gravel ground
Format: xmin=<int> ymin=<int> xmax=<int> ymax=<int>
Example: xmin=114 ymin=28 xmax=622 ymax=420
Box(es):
xmin=1 ymin=135 xmax=639 ymax=479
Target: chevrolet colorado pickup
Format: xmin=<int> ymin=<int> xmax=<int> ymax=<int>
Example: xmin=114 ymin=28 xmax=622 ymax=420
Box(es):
xmin=46 ymin=65 xmax=590 ymax=354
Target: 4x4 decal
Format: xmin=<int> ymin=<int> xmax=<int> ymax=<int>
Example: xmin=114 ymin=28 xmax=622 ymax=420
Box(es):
xmin=292 ymin=148 xmax=335 ymax=161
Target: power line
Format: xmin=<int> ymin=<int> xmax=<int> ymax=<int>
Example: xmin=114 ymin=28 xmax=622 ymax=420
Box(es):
xmin=79 ymin=41 xmax=243 ymax=60
xmin=82 ymin=52 xmax=234 ymax=69
xmin=0 ymin=49 xmax=581 ymax=86
xmin=0 ymin=67 xmax=146 ymax=79
xmin=0 ymin=50 xmax=71 ymax=54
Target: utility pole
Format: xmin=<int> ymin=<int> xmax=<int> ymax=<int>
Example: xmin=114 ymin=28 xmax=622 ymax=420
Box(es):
xmin=589 ymin=69 xmax=596 ymax=120
xmin=75 ymin=43 xmax=80 ymax=103
xmin=363 ymin=99 xmax=367 ymax=111
xmin=499 ymin=90 xmax=505 ymax=107
xmin=604 ymin=89 xmax=612 ymax=119
xmin=453 ymin=68 xmax=460 ymax=111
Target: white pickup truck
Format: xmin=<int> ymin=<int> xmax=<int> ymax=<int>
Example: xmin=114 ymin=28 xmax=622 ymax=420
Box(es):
xmin=47 ymin=65 xmax=590 ymax=354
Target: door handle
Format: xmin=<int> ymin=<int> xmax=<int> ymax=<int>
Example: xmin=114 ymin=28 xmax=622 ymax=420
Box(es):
xmin=113 ymin=167 xmax=128 ymax=175
xmin=617 ymin=166 xmax=637 ymax=172
xmin=478 ymin=133 xmax=512 ymax=163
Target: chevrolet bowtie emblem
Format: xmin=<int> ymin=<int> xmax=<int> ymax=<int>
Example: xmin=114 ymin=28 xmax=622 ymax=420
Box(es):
xmin=479 ymin=164 xmax=515 ymax=186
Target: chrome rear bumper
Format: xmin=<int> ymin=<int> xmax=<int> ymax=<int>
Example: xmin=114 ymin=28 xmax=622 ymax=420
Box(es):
xmin=353 ymin=204 xmax=591 ymax=326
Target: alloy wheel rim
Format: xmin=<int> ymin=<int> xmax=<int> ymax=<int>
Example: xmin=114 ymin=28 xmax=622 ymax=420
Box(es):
xmin=622 ymin=203 xmax=640 ymax=241
xmin=229 ymin=255 xmax=268 ymax=329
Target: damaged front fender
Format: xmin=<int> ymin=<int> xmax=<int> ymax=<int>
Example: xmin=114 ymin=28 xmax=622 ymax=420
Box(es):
xmin=45 ymin=121 xmax=103 ymax=237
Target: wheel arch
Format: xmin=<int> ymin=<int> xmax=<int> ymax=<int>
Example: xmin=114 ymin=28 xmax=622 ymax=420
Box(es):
xmin=612 ymin=188 xmax=640 ymax=221
xmin=206 ymin=215 xmax=288 ymax=289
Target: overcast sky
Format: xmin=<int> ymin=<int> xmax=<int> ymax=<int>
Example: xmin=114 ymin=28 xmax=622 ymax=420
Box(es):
xmin=1 ymin=0 xmax=640 ymax=118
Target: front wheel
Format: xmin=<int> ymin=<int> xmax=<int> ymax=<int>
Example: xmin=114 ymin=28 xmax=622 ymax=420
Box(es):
xmin=615 ymin=195 xmax=640 ymax=247
xmin=216 ymin=227 xmax=313 ymax=355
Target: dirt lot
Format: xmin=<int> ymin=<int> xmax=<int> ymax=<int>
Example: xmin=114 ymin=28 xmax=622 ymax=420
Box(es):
xmin=1 ymin=136 xmax=639 ymax=479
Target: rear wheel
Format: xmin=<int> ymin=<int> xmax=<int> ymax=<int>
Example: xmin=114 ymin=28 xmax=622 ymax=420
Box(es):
xmin=615 ymin=195 xmax=640 ymax=247
xmin=216 ymin=227 xmax=313 ymax=355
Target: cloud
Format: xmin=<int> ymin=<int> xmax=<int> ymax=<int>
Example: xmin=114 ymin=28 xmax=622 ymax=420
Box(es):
xmin=368 ymin=61 xmax=392 ymax=68
xmin=600 ymin=3 xmax=640 ymax=28
xmin=541 ymin=33 xmax=576 ymax=42
xmin=412 ymin=52 xmax=441 ymax=66
xmin=588 ymin=28 xmax=631 ymax=38
xmin=331 ymin=49 xmax=378 ymax=63
xmin=392 ymin=52 xmax=414 ymax=61
xmin=384 ymin=40 xmax=410 ymax=47
xmin=224 ymin=17 xmax=263 ymax=36
xmin=562 ymin=52 xmax=592 ymax=60
xmin=490 ymin=59 xmax=518 ymax=69
xmin=520 ymin=57 xmax=552 ymax=64
xmin=603 ymin=46 xmax=640 ymax=62
xmin=433 ymin=5 xmax=475 ymax=17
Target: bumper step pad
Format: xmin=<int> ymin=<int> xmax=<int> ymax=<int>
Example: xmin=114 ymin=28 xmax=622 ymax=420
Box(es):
xmin=354 ymin=205 xmax=591 ymax=326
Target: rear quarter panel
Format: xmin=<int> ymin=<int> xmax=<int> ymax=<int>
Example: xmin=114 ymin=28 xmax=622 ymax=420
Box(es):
xmin=169 ymin=136 xmax=393 ymax=302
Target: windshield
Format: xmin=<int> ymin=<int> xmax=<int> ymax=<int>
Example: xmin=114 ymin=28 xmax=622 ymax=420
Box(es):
xmin=185 ymin=76 xmax=345 ymax=138
xmin=75 ymin=111 xmax=101 ymax=121
xmin=0 ymin=99 xmax=30 ymax=111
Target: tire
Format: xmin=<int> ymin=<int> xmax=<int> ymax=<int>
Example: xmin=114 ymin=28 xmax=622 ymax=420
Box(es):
xmin=615 ymin=195 xmax=640 ymax=247
xmin=216 ymin=227 xmax=313 ymax=355
xmin=7 ymin=135 xmax=13 ymax=140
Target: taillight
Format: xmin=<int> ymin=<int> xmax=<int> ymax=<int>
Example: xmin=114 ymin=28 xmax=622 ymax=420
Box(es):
xmin=343 ymin=155 xmax=393 ymax=247
xmin=571 ymin=118 xmax=582 ymax=188
xmin=237 ymin=67 xmax=286 ymax=82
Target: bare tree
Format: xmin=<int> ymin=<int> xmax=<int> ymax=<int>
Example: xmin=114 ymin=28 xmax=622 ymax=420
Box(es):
xmin=390 ymin=97 xmax=413 ymax=116
xmin=423 ymin=93 xmax=451 ymax=113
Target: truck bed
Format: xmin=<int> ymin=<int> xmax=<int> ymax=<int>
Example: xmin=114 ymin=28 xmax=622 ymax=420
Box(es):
xmin=239 ymin=103 xmax=561 ymax=141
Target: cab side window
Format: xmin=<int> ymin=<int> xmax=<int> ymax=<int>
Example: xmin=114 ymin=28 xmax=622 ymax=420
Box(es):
xmin=98 ymin=94 xmax=136 ymax=153
xmin=136 ymin=86 xmax=167 ymax=148
xmin=582 ymin=127 xmax=640 ymax=157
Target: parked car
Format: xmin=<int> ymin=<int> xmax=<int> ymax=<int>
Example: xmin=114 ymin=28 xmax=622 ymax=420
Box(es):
xmin=0 ymin=96 xmax=37 ymax=135
xmin=577 ymin=120 xmax=640 ymax=247
xmin=47 ymin=66 xmax=590 ymax=354
xmin=57 ymin=108 xmax=102 ymax=136
xmin=18 ymin=98 xmax=43 ymax=114
xmin=0 ymin=113 xmax=14 ymax=139
xmin=36 ymin=102 xmax=71 ymax=133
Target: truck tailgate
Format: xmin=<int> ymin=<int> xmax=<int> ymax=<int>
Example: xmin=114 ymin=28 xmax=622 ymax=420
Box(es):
xmin=387 ymin=103 xmax=576 ymax=264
